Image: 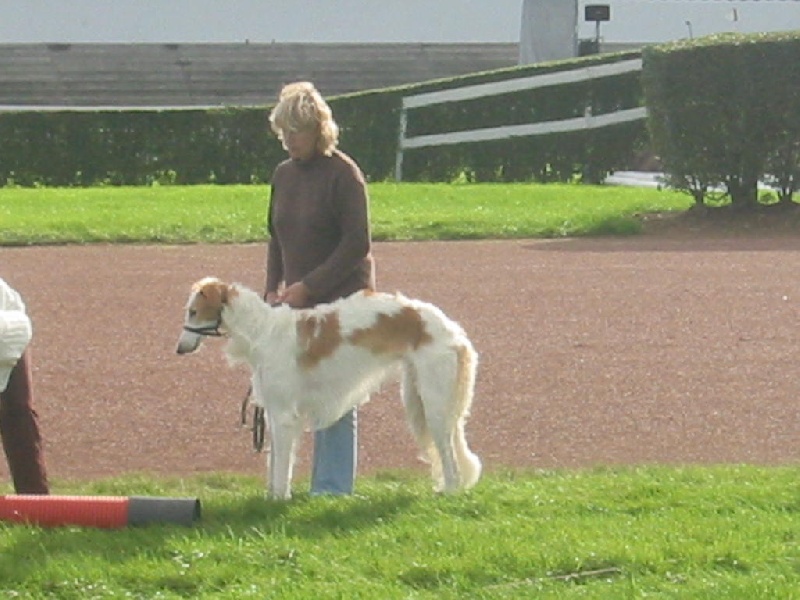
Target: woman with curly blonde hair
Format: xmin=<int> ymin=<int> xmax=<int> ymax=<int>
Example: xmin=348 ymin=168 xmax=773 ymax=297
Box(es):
xmin=269 ymin=81 xmax=340 ymax=157
xmin=263 ymin=81 xmax=375 ymax=495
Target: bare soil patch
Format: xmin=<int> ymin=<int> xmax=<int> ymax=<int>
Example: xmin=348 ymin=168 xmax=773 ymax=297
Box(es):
xmin=640 ymin=203 xmax=800 ymax=238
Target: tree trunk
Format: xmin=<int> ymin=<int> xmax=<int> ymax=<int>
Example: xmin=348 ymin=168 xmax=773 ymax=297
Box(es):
xmin=728 ymin=177 xmax=759 ymax=209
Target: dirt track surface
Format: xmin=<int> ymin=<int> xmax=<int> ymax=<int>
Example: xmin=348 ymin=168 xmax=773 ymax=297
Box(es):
xmin=2 ymin=232 xmax=800 ymax=487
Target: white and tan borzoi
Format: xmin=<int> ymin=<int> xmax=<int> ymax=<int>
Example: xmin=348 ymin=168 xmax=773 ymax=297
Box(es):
xmin=176 ymin=277 xmax=481 ymax=499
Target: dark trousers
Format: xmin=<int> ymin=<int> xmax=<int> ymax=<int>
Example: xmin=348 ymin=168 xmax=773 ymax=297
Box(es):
xmin=0 ymin=350 xmax=49 ymax=494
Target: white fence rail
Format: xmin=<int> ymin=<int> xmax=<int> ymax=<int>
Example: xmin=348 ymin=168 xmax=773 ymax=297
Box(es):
xmin=395 ymin=58 xmax=646 ymax=180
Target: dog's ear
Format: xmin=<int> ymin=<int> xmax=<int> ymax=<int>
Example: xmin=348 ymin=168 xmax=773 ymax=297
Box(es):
xmin=197 ymin=279 xmax=230 ymax=308
xmin=219 ymin=283 xmax=229 ymax=305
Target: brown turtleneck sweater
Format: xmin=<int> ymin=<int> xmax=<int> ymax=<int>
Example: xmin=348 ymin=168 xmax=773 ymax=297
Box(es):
xmin=266 ymin=149 xmax=375 ymax=306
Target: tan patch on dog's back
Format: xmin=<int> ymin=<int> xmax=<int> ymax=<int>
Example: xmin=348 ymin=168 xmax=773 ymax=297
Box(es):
xmin=296 ymin=312 xmax=342 ymax=369
xmin=349 ymin=307 xmax=433 ymax=356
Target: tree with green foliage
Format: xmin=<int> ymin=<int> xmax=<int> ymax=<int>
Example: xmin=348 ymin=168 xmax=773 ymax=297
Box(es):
xmin=643 ymin=31 xmax=800 ymax=209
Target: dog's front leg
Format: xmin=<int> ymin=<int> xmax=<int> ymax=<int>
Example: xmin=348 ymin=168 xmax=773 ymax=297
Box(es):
xmin=266 ymin=412 xmax=302 ymax=500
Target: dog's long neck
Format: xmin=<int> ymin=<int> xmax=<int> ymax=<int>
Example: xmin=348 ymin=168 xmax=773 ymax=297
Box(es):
xmin=221 ymin=285 xmax=292 ymax=366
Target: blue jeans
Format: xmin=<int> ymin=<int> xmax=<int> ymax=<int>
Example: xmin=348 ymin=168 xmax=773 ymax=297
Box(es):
xmin=310 ymin=408 xmax=357 ymax=495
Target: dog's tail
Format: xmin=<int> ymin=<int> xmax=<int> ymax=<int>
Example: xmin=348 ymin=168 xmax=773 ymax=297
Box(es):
xmin=452 ymin=342 xmax=481 ymax=489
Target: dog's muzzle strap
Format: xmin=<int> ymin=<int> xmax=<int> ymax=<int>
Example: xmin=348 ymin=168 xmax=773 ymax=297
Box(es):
xmin=183 ymin=323 xmax=223 ymax=337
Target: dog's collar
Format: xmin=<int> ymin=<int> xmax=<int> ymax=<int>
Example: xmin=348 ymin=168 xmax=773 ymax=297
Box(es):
xmin=183 ymin=321 xmax=224 ymax=337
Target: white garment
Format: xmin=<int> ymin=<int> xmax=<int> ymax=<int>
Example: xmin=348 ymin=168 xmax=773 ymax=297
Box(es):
xmin=0 ymin=277 xmax=32 ymax=392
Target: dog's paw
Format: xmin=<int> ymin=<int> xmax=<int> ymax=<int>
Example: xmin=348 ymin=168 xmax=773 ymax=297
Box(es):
xmin=267 ymin=490 xmax=292 ymax=501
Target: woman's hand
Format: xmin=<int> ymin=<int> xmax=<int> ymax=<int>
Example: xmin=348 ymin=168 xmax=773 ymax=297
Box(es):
xmin=264 ymin=291 xmax=281 ymax=306
xmin=278 ymin=282 xmax=311 ymax=308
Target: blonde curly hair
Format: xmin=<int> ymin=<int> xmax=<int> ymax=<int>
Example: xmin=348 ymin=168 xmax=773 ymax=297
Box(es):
xmin=269 ymin=82 xmax=339 ymax=157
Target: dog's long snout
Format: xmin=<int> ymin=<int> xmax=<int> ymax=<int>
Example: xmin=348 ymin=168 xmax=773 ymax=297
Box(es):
xmin=176 ymin=330 xmax=202 ymax=354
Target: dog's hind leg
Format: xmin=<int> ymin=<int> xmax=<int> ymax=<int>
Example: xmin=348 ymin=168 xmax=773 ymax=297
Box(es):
xmin=411 ymin=353 xmax=462 ymax=493
xmin=428 ymin=417 xmax=459 ymax=493
xmin=414 ymin=342 xmax=481 ymax=492
xmin=401 ymin=362 xmax=442 ymax=489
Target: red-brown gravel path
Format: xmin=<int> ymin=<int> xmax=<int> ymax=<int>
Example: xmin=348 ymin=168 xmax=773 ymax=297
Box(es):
xmin=2 ymin=233 xmax=799 ymax=487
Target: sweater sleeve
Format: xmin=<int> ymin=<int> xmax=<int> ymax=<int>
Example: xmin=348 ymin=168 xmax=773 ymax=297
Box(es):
xmin=302 ymin=162 xmax=371 ymax=300
xmin=265 ymin=184 xmax=284 ymax=295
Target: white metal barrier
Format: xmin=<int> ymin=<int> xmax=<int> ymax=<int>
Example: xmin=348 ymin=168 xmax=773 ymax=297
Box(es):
xmin=395 ymin=58 xmax=646 ymax=180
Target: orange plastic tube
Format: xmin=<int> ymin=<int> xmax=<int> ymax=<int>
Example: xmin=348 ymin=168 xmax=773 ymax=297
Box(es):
xmin=0 ymin=494 xmax=129 ymax=528
xmin=0 ymin=495 xmax=201 ymax=528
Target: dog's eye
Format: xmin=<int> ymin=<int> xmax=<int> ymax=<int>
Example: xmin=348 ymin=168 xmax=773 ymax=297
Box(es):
xmin=188 ymin=309 xmax=197 ymax=318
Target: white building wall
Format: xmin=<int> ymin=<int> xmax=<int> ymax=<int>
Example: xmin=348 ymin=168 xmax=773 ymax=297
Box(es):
xmin=519 ymin=0 xmax=579 ymax=64
xmin=0 ymin=0 xmax=796 ymax=47
xmin=577 ymin=0 xmax=800 ymax=44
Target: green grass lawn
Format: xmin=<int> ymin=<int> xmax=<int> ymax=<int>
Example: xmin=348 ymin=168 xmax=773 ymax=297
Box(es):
xmin=0 ymin=182 xmax=693 ymax=245
xmin=1 ymin=467 xmax=798 ymax=599
xmin=2 ymin=184 xmax=796 ymax=598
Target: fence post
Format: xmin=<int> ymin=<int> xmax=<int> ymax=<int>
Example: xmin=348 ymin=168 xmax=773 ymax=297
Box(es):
xmin=394 ymin=107 xmax=407 ymax=182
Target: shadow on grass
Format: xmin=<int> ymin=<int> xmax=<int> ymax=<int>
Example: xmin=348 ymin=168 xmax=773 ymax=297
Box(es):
xmin=0 ymin=487 xmax=421 ymax=584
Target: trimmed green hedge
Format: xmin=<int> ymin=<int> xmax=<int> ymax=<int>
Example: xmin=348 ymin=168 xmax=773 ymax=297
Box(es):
xmin=0 ymin=109 xmax=276 ymax=186
xmin=0 ymin=52 xmax=646 ymax=186
xmin=643 ymin=31 xmax=800 ymax=207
